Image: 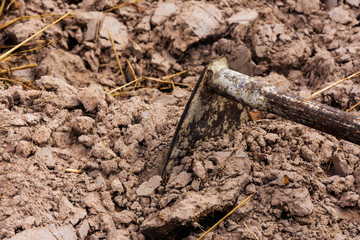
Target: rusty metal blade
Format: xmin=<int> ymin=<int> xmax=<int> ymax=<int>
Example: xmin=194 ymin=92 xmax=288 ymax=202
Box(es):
xmin=161 ymin=57 xmax=250 ymax=182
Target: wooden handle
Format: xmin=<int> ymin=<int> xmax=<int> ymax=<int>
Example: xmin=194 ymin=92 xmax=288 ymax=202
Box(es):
xmin=210 ymin=68 xmax=360 ymax=145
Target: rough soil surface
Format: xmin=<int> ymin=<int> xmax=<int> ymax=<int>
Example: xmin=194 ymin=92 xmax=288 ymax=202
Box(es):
xmin=0 ymin=0 xmax=360 ymax=239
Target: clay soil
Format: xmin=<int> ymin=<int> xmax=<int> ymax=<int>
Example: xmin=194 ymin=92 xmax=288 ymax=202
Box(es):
xmin=1 ymin=0 xmax=360 ymax=239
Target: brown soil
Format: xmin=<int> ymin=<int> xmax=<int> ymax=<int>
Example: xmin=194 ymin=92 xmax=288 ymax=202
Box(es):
xmin=1 ymin=0 xmax=360 ymax=239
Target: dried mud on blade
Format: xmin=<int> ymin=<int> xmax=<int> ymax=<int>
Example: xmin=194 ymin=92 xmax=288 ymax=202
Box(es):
xmin=161 ymin=58 xmax=250 ymax=182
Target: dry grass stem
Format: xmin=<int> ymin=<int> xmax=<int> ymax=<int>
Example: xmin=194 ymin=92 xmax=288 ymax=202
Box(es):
xmin=0 ymin=77 xmax=37 ymax=89
xmin=0 ymin=63 xmax=38 ymax=75
xmin=125 ymin=58 xmax=137 ymax=80
xmin=306 ymin=71 xmax=360 ymax=100
xmin=0 ymin=39 xmax=46 ymax=49
xmin=0 ymin=13 xmax=74 ymax=30
xmin=346 ymin=102 xmax=360 ymax=112
xmin=196 ymin=194 xmax=254 ymax=240
xmin=95 ymin=12 xmax=103 ymax=48
xmin=0 ymin=12 xmax=73 ymax=62
xmin=108 ymin=78 xmax=142 ymax=94
xmin=143 ymin=76 xmax=193 ymax=87
xmin=111 ymin=91 xmax=131 ymax=97
xmin=107 ymin=30 xmax=124 ymax=76
xmin=161 ymin=70 xmax=187 ymax=80
xmin=244 ymin=222 xmax=260 ymax=240
xmin=65 ymin=168 xmax=82 ymax=174
xmin=0 ymin=124 xmax=10 ymax=132
xmin=14 ymin=38 xmax=56 ymax=55
xmin=0 ymin=0 xmax=6 ymax=17
xmin=328 ymin=146 xmax=340 ymax=171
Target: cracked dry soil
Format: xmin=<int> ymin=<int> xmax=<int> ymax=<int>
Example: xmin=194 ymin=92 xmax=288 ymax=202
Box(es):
xmin=1 ymin=0 xmax=360 ymax=239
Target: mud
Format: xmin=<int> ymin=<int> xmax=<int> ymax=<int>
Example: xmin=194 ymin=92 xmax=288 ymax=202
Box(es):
xmin=0 ymin=0 xmax=360 ymax=239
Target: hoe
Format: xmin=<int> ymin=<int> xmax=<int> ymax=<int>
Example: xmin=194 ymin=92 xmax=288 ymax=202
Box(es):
xmin=161 ymin=57 xmax=360 ymax=182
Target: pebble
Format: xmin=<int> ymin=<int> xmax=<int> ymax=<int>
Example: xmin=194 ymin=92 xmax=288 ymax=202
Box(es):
xmin=77 ymin=220 xmax=90 ymax=239
xmin=33 ymin=148 xmax=55 ymax=170
xmin=98 ymin=15 xmax=128 ymax=50
xmin=227 ymin=8 xmax=258 ymax=25
xmin=72 ymin=116 xmax=95 ymax=135
xmin=136 ymin=175 xmax=162 ymax=196
xmin=151 ymin=3 xmax=178 ymax=26
xmin=339 ymin=191 xmax=359 ymax=207
xmin=113 ymin=210 xmax=136 ymax=224
xmin=91 ymin=142 xmax=116 ymax=159
xmin=192 ymin=161 xmax=207 ymax=180
xmin=264 ymin=133 xmax=279 ymax=144
xmin=100 ymin=159 xmax=118 ymax=175
xmin=295 ymin=0 xmax=320 ymax=14
xmin=33 ymin=126 xmax=51 ymax=145
xmin=328 ymin=6 xmax=353 ymax=24
xmin=332 ymin=153 xmax=353 ymax=176
xmin=346 ymin=0 xmax=360 ymax=7
xmin=111 ymin=177 xmax=124 ymax=193
xmin=16 ymin=141 xmax=34 ymax=158
xmin=9 ymin=224 xmax=77 ymax=240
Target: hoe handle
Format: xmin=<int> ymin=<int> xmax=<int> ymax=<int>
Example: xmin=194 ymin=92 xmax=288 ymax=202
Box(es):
xmin=210 ymin=69 xmax=360 ymax=145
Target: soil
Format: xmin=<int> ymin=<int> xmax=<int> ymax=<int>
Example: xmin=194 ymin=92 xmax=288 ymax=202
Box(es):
xmin=0 ymin=0 xmax=360 ymax=239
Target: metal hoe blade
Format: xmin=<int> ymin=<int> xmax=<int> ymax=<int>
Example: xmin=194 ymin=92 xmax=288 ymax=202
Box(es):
xmin=161 ymin=57 xmax=250 ymax=182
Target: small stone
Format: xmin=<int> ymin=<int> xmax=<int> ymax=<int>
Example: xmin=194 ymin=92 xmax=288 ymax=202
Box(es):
xmin=325 ymin=0 xmax=338 ymax=8
xmin=111 ymin=178 xmax=124 ymax=193
xmin=77 ymin=220 xmax=90 ymax=239
xmin=8 ymin=224 xmax=76 ymax=240
xmin=16 ymin=141 xmax=34 ymax=157
xmin=227 ymin=8 xmax=258 ymax=25
xmin=100 ymin=213 xmax=116 ymax=233
xmin=131 ymin=160 xmax=145 ymax=174
xmin=339 ymin=191 xmax=359 ymax=207
xmin=295 ymin=0 xmax=320 ymax=14
xmin=136 ymin=175 xmax=162 ymax=196
xmin=34 ymin=148 xmax=55 ymax=170
xmin=346 ymin=0 xmax=359 ymax=7
xmin=340 ymin=54 xmax=351 ymax=62
xmin=94 ymin=174 xmax=106 ymax=190
xmin=192 ymin=161 xmax=207 ymax=180
xmin=113 ymin=210 xmax=136 ymax=224
xmin=151 ymin=2 xmax=178 ymax=26
xmin=35 ymin=76 xmax=81 ymax=108
xmin=78 ymin=135 xmax=96 ymax=147
xmin=328 ymin=6 xmax=353 ymax=24
xmin=168 ymin=171 xmax=192 ymax=188
xmin=33 ymin=126 xmax=51 ymax=145
xmin=326 ymin=175 xmax=355 ymax=195
xmin=76 ymin=12 xmax=102 ymax=41
xmin=107 ymin=229 xmax=131 ymax=240
xmin=264 ymin=133 xmax=280 ymax=144
xmin=332 ymin=153 xmax=353 ymax=176
xmin=99 ymin=15 xmax=128 ymax=50
xmin=288 ymin=188 xmax=314 ymax=217
xmin=72 ymin=116 xmax=95 ymax=135
xmin=100 ymin=159 xmax=118 ymax=175
xmin=300 ymin=145 xmax=318 ymax=162
xmin=78 ymin=84 xmax=107 ymax=113
xmin=101 ymin=192 xmax=115 ymax=212
xmin=91 ymin=142 xmax=116 ymax=159
xmin=24 ymin=114 xmax=40 ymax=125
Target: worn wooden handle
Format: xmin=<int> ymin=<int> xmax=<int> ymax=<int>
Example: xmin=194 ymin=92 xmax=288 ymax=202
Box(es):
xmin=210 ymin=68 xmax=360 ymax=145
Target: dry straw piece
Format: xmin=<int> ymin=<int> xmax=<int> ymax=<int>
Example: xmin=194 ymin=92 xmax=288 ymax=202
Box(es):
xmin=65 ymin=168 xmax=82 ymax=174
xmin=196 ymin=194 xmax=254 ymax=240
xmin=0 ymin=12 xmax=73 ymax=62
xmin=306 ymin=71 xmax=360 ymax=100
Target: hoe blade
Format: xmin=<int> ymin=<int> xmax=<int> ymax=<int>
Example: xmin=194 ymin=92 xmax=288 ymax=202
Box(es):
xmin=161 ymin=57 xmax=250 ymax=182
